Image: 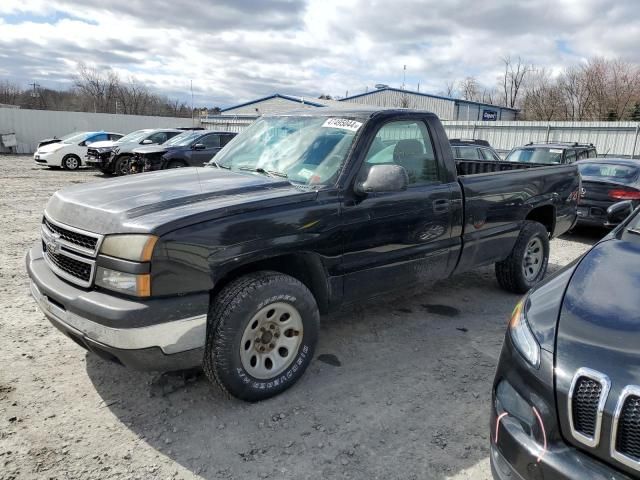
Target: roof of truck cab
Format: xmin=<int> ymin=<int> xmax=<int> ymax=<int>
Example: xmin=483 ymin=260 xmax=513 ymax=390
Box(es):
xmin=267 ymin=107 xmax=438 ymax=118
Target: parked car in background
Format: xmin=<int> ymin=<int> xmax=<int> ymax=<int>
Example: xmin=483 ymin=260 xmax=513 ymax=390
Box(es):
xmin=491 ymin=203 xmax=640 ymax=480
xmin=450 ymin=138 xmax=502 ymax=161
xmin=34 ymin=131 xmax=123 ymax=170
xmin=506 ymin=142 xmax=597 ymax=165
xmin=85 ymin=128 xmax=183 ymax=175
xmin=128 ymin=130 xmax=237 ymax=173
xmin=576 ymin=158 xmax=640 ymax=228
xmin=27 ymin=108 xmax=579 ymax=402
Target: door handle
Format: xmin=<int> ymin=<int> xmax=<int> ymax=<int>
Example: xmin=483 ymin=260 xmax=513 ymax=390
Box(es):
xmin=433 ymin=199 xmax=451 ymax=213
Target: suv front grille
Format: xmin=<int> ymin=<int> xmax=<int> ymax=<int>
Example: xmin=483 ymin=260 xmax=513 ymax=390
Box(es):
xmin=572 ymin=377 xmax=603 ymax=438
xmin=568 ymin=368 xmax=610 ymax=447
xmin=43 ymin=217 xmax=98 ymax=252
xmin=43 ymin=241 xmax=92 ymax=283
xmin=616 ymin=395 xmax=640 ymax=461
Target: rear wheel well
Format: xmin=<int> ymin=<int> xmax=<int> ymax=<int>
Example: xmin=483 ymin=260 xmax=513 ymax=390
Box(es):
xmin=210 ymin=253 xmax=330 ymax=313
xmin=526 ymin=205 xmax=555 ymax=236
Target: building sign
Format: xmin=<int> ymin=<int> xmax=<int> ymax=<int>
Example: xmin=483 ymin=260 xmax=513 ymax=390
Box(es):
xmin=482 ymin=109 xmax=498 ymax=121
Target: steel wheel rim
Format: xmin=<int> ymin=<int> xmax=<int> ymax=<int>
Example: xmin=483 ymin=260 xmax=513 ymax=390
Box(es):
xmin=66 ymin=157 xmax=78 ymax=169
xmin=522 ymin=237 xmax=544 ymax=280
xmin=240 ymin=302 xmax=303 ymax=380
xmin=118 ymin=160 xmax=128 ymax=175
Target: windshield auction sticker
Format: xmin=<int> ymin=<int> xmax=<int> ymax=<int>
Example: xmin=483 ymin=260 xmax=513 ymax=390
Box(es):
xmin=322 ymin=118 xmax=363 ymax=132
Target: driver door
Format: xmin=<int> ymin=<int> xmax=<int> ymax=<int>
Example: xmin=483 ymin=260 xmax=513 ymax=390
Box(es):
xmin=341 ymin=119 xmax=457 ymax=301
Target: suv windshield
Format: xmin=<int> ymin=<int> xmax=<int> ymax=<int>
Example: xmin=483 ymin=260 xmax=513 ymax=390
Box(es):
xmin=578 ymin=163 xmax=639 ymax=183
xmin=116 ymin=130 xmax=150 ymax=144
xmin=506 ymin=147 xmax=563 ymax=164
xmin=210 ymin=116 xmax=362 ymax=186
xmin=164 ymin=131 xmax=202 ymax=147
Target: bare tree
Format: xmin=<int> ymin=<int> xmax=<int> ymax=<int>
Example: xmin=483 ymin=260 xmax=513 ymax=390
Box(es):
xmin=458 ymin=76 xmax=479 ymax=101
xmin=443 ymin=80 xmax=457 ymax=98
xmin=522 ymin=68 xmax=562 ymax=120
xmin=0 ymin=80 xmax=23 ymax=105
xmin=500 ymin=55 xmax=531 ymax=109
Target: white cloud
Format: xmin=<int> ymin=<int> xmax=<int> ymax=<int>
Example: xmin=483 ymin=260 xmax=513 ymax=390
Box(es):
xmin=0 ymin=0 xmax=638 ymax=107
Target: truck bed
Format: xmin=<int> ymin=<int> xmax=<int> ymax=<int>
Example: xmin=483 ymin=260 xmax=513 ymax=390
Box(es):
xmin=455 ymin=159 xmax=541 ymax=176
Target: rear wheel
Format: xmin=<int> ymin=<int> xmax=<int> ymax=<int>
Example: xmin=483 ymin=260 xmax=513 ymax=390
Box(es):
xmin=114 ymin=155 xmax=131 ymax=176
xmin=61 ymin=154 xmax=81 ymax=170
xmin=495 ymin=221 xmax=549 ymax=293
xmin=203 ymin=271 xmax=319 ymax=402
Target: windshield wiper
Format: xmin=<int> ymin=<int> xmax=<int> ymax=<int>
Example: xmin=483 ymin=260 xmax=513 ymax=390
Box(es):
xmin=208 ymin=160 xmax=230 ymax=169
xmin=239 ymin=167 xmax=288 ymax=178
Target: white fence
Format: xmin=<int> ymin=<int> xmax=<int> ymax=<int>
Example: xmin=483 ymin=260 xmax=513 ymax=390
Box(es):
xmin=442 ymin=121 xmax=640 ymax=157
xmin=0 ymin=108 xmax=200 ymax=154
xmin=203 ymin=115 xmax=640 ymax=158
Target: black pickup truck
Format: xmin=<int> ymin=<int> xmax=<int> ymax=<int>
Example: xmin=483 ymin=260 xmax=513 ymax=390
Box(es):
xmin=26 ymin=108 xmax=579 ymax=401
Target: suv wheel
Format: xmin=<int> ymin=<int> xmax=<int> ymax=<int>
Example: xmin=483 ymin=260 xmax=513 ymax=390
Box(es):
xmin=495 ymin=220 xmax=550 ymax=293
xmin=203 ymin=271 xmax=319 ymax=402
xmin=114 ymin=156 xmax=131 ymax=176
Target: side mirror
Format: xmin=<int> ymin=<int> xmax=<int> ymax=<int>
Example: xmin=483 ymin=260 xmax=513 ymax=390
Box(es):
xmin=607 ymin=200 xmax=634 ymax=226
xmin=193 ymin=143 xmax=206 ymax=150
xmin=354 ymin=164 xmax=409 ymax=195
xmin=141 ymin=139 xmax=153 ymax=145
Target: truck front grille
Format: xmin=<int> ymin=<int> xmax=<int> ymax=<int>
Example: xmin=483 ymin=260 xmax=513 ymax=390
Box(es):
xmin=43 ymin=241 xmax=92 ymax=283
xmin=43 ymin=217 xmax=98 ymax=252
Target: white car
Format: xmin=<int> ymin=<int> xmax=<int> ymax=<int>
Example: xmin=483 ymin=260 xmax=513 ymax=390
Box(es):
xmin=34 ymin=131 xmax=124 ymax=170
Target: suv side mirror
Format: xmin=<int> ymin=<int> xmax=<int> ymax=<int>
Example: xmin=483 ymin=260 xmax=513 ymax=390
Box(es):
xmin=607 ymin=200 xmax=635 ymax=226
xmin=193 ymin=143 xmax=206 ymax=150
xmin=141 ymin=139 xmax=153 ymax=145
xmin=354 ymin=164 xmax=409 ymax=195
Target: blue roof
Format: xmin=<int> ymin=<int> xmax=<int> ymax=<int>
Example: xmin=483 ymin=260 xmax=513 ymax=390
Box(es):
xmin=221 ymin=94 xmax=326 ymax=113
xmin=340 ymin=87 xmax=518 ymax=111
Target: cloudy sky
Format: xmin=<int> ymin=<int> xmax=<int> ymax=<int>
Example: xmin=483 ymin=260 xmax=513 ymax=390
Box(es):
xmin=1 ymin=0 xmax=638 ymax=108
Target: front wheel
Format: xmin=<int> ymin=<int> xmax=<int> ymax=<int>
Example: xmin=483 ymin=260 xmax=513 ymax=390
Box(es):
xmin=203 ymin=271 xmax=319 ymax=402
xmin=114 ymin=156 xmax=131 ymax=176
xmin=61 ymin=155 xmax=81 ymax=170
xmin=495 ymin=221 xmax=550 ymax=294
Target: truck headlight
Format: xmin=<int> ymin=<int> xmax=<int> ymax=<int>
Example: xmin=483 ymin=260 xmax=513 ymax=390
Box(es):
xmin=100 ymin=234 xmax=158 ymax=261
xmin=509 ymin=298 xmax=540 ymax=368
xmin=95 ymin=268 xmax=150 ymax=296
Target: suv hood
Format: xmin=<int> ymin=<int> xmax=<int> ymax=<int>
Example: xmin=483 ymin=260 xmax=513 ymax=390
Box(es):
xmin=132 ymin=145 xmax=173 ymax=155
xmin=555 ymin=236 xmax=640 ymax=471
xmin=45 ymin=167 xmax=314 ymax=235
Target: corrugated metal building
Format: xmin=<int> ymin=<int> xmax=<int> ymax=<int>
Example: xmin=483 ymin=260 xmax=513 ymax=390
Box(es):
xmin=339 ymin=87 xmax=518 ymax=121
xmin=219 ymin=94 xmax=346 ymax=116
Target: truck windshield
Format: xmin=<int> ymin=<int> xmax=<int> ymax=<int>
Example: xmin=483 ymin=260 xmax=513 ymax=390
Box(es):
xmin=506 ymin=147 xmax=563 ymax=164
xmin=210 ymin=116 xmax=363 ymax=186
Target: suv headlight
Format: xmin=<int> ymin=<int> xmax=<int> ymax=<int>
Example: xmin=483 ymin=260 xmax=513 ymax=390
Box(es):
xmin=100 ymin=234 xmax=157 ymax=261
xmin=509 ymin=298 xmax=540 ymax=368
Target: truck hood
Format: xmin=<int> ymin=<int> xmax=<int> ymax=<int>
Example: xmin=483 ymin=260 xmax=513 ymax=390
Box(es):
xmin=45 ymin=167 xmax=315 ymax=235
xmin=555 ymin=236 xmax=640 ymax=468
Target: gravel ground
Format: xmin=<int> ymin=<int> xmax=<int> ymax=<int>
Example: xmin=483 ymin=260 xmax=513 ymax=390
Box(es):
xmin=0 ymin=155 xmax=603 ymax=480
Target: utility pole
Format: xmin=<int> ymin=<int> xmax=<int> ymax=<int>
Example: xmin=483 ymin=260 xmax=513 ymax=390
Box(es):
xmin=190 ymin=80 xmax=194 ymax=126
xmin=402 ymin=65 xmax=406 ymax=90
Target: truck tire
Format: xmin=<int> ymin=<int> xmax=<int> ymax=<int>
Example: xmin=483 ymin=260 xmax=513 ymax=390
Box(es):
xmin=114 ymin=155 xmax=131 ymax=176
xmin=203 ymin=271 xmax=319 ymax=402
xmin=61 ymin=154 xmax=81 ymax=170
xmin=495 ymin=221 xmax=549 ymax=294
